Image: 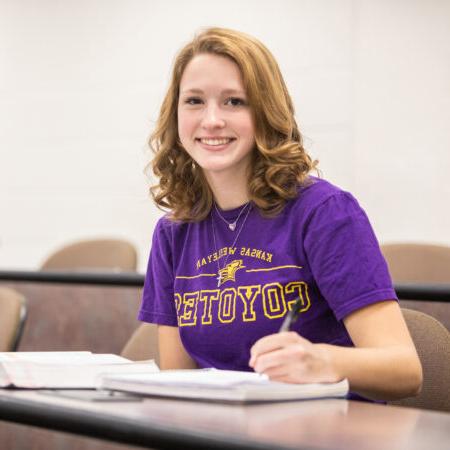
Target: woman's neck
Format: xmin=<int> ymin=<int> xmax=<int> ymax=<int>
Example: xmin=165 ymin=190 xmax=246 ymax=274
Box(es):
xmin=214 ymin=189 xmax=249 ymax=210
xmin=205 ymin=172 xmax=249 ymax=210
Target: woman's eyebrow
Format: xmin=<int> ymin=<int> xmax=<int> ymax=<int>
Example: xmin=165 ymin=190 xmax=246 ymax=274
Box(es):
xmin=180 ymin=88 xmax=246 ymax=95
xmin=221 ymin=89 xmax=246 ymax=95
xmin=180 ymin=88 xmax=203 ymax=94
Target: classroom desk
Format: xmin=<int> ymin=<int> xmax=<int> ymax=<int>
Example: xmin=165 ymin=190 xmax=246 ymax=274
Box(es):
xmin=0 ymin=390 xmax=449 ymax=450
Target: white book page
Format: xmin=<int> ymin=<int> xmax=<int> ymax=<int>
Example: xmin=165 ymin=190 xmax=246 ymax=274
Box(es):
xmin=0 ymin=360 xmax=159 ymax=388
xmin=0 ymin=352 xmax=130 ymax=364
xmin=105 ymin=369 xmax=269 ymax=388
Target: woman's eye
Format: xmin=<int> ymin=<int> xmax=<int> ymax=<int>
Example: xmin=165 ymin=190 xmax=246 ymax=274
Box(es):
xmin=185 ymin=97 xmax=202 ymax=105
xmin=226 ymin=97 xmax=246 ymax=107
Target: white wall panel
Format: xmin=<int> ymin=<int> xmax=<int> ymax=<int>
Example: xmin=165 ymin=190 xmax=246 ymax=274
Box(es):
xmin=1 ymin=0 xmax=448 ymax=270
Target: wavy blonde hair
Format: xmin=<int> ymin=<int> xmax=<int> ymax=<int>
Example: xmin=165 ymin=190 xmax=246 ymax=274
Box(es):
xmin=150 ymin=27 xmax=317 ymax=221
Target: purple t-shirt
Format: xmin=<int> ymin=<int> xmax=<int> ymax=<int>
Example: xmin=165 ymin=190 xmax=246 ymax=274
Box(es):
xmin=139 ymin=178 xmax=397 ymax=395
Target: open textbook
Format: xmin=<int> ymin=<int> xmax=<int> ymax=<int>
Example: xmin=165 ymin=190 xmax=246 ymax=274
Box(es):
xmin=0 ymin=352 xmax=159 ymax=389
xmin=99 ymin=369 xmax=349 ymax=403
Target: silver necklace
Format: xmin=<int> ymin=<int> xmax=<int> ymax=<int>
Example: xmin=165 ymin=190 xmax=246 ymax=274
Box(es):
xmin=211 ymin=204 xmax=252 ymax=287
xmin=214 ymin=202 xmax=250 ymax=231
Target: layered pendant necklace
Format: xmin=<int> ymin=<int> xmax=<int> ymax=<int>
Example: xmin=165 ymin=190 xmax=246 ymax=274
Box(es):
xmin=211 ymin=203 xmax=253 ymax=287
xmin=214 ymin=201 xmax=250 ymax=231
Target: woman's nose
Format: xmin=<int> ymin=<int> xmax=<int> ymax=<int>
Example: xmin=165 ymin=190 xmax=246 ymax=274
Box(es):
xmin=201 ymin=104 xmax=225 ymax=129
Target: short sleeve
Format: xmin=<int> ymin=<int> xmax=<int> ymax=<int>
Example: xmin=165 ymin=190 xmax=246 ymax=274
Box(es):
xmin=138 ymin=217 xmax=178 ymax=326
xmin=303 ymin=192 xmax=397 ymax=320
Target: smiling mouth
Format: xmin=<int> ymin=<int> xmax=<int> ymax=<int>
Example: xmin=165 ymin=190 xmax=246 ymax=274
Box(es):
xmin=196 ymin=138 xmax=235 ymax=146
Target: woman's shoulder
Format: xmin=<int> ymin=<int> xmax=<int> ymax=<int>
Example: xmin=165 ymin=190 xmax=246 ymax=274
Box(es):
xmin=154 ymin=213 xmax=183 ymax=233
xmin=295 ymin=176 xmax=353 ymax=209
xmin=153 ymin=212 xmax=199 ymax=239
xmin=288 ymin=177 xmax=367 ymax=230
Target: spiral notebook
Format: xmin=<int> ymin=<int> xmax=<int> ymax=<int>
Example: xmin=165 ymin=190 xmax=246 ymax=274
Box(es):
xmin=99 ymin=369 xmax=349 ymax=403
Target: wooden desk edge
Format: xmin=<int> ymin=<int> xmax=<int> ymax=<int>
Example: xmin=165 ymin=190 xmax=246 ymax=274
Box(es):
xmin=0 ymin=392 xmax=306 ymax=450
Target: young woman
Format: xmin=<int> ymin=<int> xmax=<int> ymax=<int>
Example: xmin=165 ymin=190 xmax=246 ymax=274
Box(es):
xmin=139 ymin=27 xmax=422 ymax=401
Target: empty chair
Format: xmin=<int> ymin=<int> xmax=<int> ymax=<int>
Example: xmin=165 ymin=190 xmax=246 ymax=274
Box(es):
xmin=121 ymin=323 xmax=159 ymax=365
xmin=381 ymin=243 xmax=450 ymax=283
xmin=40 ymin=238 xmax=138 ymax=271
xmin=381 ymin=242 xmax=450 ymax=331
xmin=0 ymin=287 xmax=27 ymax=351
xmin=390 ymin=308 xmax=450 ymax=412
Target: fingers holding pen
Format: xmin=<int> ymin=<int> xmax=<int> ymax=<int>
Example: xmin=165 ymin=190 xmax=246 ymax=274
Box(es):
xmin=249 ymin=332 xmax=340 ymax=384
xmin=251 ymin=345 xmax=306 ymax=373
xmin=249 ymin=331 xmax=308 ymax=372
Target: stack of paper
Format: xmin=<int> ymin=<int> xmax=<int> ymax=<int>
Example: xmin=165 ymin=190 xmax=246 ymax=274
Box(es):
xmin=99 ymin=368 xmax=349 ymax=403
xmin=0 ymin=352 xmax=159 ymax=388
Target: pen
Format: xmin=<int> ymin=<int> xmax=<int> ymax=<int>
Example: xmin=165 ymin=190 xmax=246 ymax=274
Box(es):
xmin=279 ymin=296 xmax=303 ymax=332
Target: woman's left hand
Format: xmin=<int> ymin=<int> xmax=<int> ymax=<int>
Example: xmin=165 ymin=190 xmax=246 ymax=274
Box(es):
xmin=249 ymin=332 xmax=341 ymax=384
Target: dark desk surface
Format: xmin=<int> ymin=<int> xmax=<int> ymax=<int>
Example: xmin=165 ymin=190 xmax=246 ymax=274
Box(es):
xmin=0 ymin=390 xmax=449 ymax=450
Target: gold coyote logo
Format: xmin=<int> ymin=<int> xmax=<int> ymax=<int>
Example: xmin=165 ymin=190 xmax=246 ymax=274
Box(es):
xmin=218 ymin=259 xmax=245 ymax=286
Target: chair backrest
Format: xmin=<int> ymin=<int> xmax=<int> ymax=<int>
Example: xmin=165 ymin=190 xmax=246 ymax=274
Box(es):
xmin=40 ymin=238 xmax=138 ymax=271
xmin=381 ymin=243 xmax=450 ymax=283
xmin=390 ymin=308 xmax=450 ymax=412
xmin=0 ymin=287 xmax=27 ymax=351
xmin=121 ymin=323 xmax=159 ymax=365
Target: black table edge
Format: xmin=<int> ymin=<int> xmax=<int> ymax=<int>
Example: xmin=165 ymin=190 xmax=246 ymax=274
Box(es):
xmin=0 ymin=270 xmax=449 ymax=302
xmin=0 ymin=393 xmax=311 ymax=450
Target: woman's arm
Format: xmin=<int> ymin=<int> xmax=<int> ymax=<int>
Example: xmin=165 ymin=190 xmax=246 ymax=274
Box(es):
xmin=158 ymin=325 xmax=198 ymax=370
xmin=249 ymin=301 xmax=423 ymax=400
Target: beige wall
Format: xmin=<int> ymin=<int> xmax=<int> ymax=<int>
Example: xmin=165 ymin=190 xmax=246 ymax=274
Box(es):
xmin=1 ymin=0 xmax=449 ymax=270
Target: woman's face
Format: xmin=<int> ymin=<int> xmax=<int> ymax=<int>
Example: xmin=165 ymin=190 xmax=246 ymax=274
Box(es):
xmin=177 ymin=53 xmax=255 ymax=182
